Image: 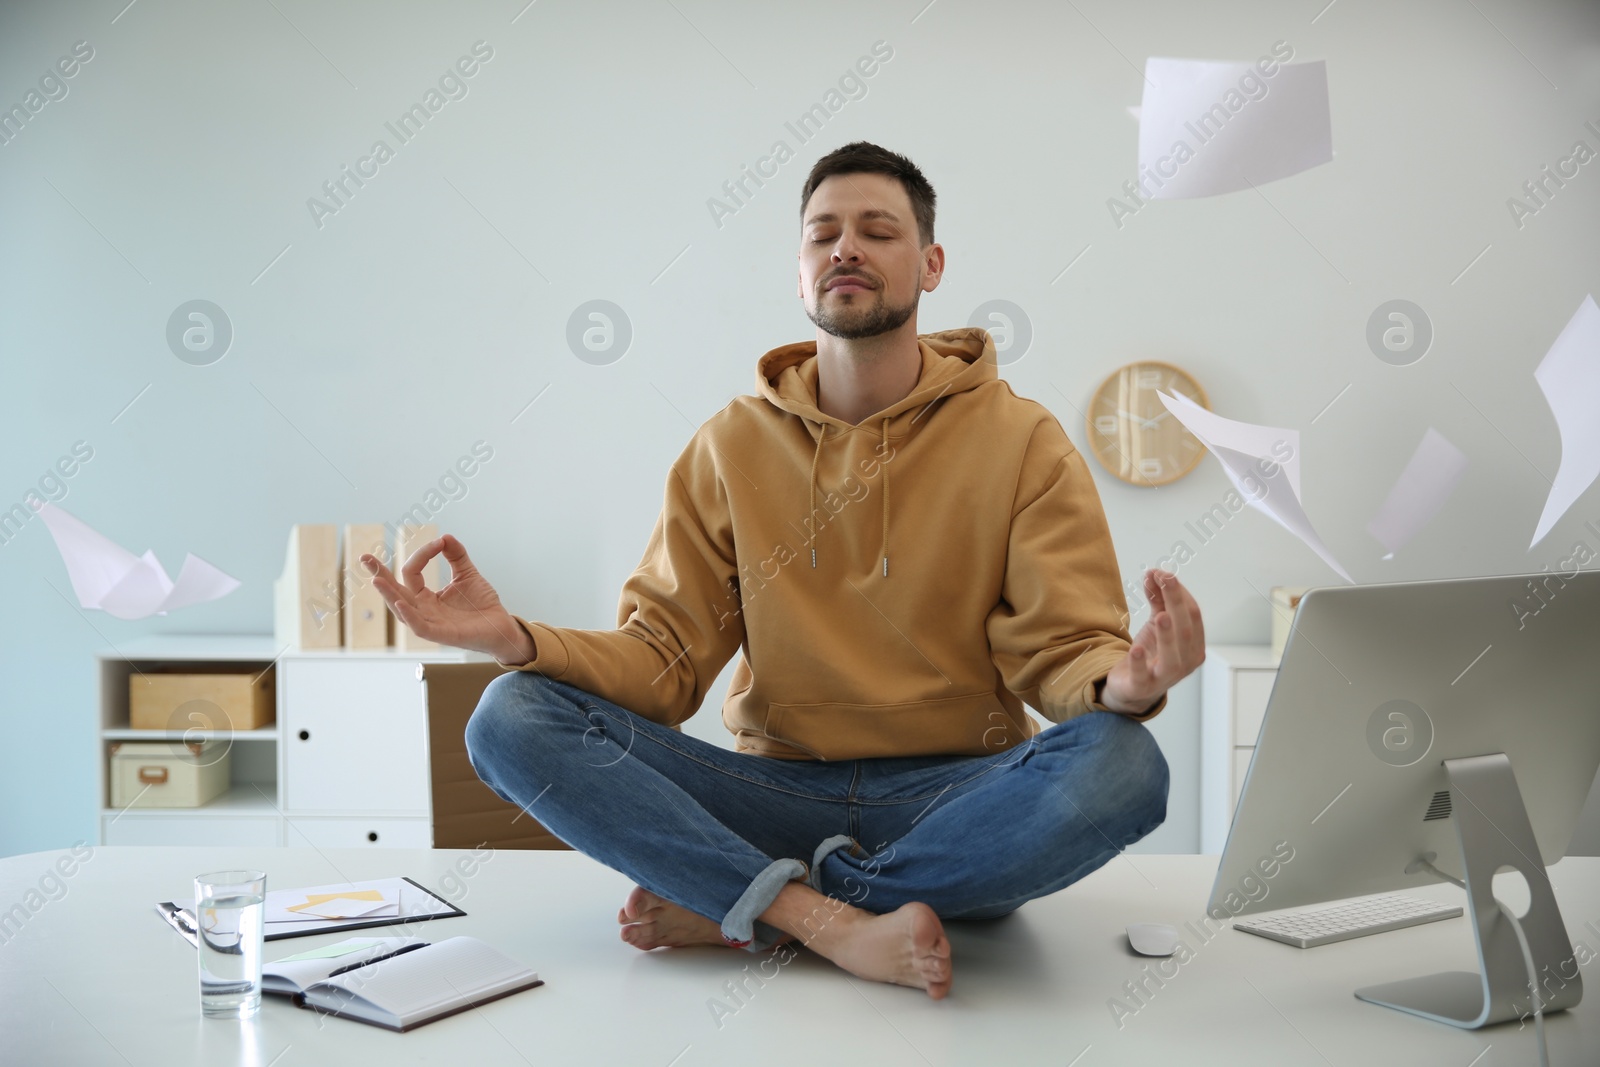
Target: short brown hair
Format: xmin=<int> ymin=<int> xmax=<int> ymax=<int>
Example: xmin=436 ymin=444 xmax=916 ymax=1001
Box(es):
xmin=799 ymin=141 xmax=936 ymax=248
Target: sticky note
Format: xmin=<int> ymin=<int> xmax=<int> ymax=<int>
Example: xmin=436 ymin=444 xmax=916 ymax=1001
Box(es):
xmin=275 ymin=938 xmax=386 ymax=962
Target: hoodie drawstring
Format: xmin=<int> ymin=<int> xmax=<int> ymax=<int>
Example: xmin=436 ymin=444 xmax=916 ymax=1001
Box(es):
xmin=880 ymin=416 xmax=889 ymax=578
xmin=812 ymin=425 xmax=825 ymax=572
xmin=808 ymin=418 xmax=890 ymax=578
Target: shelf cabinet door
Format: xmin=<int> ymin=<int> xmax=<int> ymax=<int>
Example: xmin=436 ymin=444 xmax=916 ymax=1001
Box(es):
xmin=285 ymin=816 xmax=432 ymax=849
xmin=1232 ymin=670 xmax=1276 ymax=746
xmin=1200 ymin=647 xmax=1280 ymax=854
xmin=1232 ymin=747 xmax=1252 ymax=807
xmin=102 ymin=815 xmax=281 ymax=846
xmin=282 ymin=659 xmax=430 ymax=815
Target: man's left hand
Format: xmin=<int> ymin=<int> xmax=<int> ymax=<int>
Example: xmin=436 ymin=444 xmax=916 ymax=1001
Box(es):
xmin=1100 ymin=569 xmax=1206 ymax=716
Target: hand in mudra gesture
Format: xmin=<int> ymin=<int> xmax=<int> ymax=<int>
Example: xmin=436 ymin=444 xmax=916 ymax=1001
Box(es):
xmin=1099 ymin=568 xmax=1205 ymax=716
xmin=362 ymin=534 xmax=535 ymax=664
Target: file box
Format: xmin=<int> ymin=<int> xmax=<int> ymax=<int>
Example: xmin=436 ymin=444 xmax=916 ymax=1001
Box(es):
xmin=109 ymin=741 xmax=230 ymax=808
xmin=130 ymin=669 xmax=275 ymax=732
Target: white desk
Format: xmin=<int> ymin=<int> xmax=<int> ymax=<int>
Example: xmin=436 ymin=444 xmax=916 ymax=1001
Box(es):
xmin=3 ymin=846 xmax=1596 ymax=1065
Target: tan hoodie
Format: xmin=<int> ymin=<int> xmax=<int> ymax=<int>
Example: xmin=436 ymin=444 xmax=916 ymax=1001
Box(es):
xmin=502 ymin=326 xmax=1164 ymax=760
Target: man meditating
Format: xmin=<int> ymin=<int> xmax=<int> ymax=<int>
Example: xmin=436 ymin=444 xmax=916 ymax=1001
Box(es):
xmin=364 ymin=141 xmax=1205 ymax=1000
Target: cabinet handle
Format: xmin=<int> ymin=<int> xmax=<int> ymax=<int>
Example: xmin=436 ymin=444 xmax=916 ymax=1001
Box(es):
xmin=298 ymin=730 xmax=310 ymax=741
xmin=367 ymin=831 xmax=379 ymax=843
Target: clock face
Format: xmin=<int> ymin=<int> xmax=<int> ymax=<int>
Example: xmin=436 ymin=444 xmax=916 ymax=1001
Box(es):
xmin=1086 ymin=361 xmax=1208 ymax=487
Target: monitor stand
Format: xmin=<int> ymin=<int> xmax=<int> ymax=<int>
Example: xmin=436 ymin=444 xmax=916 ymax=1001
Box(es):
xmin=1354 ymin=752 xmax=1583 ymax=1028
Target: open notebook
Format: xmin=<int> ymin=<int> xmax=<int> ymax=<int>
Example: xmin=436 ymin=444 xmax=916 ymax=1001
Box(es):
xmin=263 ymin=935 xmax=543 ymax=1032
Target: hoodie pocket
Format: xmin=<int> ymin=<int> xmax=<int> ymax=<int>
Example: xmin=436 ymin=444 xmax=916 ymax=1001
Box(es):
xmin=762 ymin=690 xmax=1031 ymax=760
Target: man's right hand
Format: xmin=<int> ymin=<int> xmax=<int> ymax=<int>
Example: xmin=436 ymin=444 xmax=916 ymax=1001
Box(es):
xmin=362 ymin=534 xmax=537 ymax=665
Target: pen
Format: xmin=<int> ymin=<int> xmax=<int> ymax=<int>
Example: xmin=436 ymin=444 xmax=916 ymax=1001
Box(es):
xmin=326 ymin=941 xmax=428 ymax=977
xmin=157 ymin=903 xmax=199 ymax=948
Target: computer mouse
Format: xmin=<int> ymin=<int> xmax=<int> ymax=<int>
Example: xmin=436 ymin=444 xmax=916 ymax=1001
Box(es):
xmin=1126 ymin=922 xmax=1181 ymax=957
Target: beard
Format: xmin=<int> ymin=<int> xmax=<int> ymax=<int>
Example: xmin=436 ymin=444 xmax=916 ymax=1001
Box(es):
xmin=805 ymin=284 xmax=918 ymax=340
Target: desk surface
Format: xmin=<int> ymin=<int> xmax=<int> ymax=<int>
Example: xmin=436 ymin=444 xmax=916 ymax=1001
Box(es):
xmin=2 ymin=846 xmax=1596 ymax=1065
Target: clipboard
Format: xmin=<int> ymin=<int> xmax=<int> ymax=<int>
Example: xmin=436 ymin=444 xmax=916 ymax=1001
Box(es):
xmin=156 ymin=876 xmax=465 ymax=947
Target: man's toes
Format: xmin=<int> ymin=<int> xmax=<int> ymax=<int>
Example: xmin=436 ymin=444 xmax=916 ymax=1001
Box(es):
xmin=622 ymin=886 xmax=661 ymax=921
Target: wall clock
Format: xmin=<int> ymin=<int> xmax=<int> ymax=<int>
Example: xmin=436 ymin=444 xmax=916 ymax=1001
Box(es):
xmin=1086 ymin=360 xmax=1209 ymax=487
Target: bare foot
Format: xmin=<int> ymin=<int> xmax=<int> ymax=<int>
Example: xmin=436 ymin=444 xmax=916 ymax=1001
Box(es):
xmin=615 ymin=886 xmax=731 ymax=950
xmin=797 ymin=900 xmax=952 ymax=999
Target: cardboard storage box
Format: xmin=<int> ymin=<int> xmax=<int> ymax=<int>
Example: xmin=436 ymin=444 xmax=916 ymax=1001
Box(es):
xmin=420 ymin=661 xmax=570 ymax=851
xmin=109 ymin=741 xmax=231 ymax=808
xmin=1270 ymin=586 xmax=1311 ymax=659
xmin=130 ymin=669 xmax=275 ymax=731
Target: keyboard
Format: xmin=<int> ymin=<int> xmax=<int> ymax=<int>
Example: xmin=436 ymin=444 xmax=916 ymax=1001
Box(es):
xmin=1231 ymin=893 xmax=1464 ymax=948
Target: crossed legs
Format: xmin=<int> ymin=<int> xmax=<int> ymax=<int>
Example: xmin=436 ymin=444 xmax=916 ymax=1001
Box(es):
xmin=465 ymin=672 xmax=1169 ymax=998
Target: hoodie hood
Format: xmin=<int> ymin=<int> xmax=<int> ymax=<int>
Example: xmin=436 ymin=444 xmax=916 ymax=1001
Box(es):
xmin=754 ymin=327 xmax=1001 ymax=578
xmin=756 ymin=326 xmax=999 ymax=428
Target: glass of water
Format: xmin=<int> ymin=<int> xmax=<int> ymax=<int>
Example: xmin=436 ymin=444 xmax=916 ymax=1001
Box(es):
xmin=194 ymin=869 xmax=266 ymax=1019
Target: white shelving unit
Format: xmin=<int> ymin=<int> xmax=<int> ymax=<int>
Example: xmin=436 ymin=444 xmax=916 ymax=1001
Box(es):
xmin=1199 ymin=643 xmax=1281 ymax=855
xmin=96 ymin=634 xmax=485 ymax=847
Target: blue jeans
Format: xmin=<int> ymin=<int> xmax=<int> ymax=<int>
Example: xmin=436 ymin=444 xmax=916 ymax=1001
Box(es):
xmin=465 ymin=672 xmax=1169 ymax=952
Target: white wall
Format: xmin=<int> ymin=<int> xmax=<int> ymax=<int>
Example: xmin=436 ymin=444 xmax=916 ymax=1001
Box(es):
xmin=2 ymin=0 xmax=1597 ymax=857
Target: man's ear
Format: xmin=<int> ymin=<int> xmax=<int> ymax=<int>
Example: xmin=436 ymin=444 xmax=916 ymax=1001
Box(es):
xmin=921 ymin=243 xmax=945 ymax=292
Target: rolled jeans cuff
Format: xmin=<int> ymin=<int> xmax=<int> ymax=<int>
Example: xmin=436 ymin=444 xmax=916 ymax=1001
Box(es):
xmin=720 ymin=856 xmax=807 ymax=952
xmin=805 ymin=834 xmax=863 ymax=894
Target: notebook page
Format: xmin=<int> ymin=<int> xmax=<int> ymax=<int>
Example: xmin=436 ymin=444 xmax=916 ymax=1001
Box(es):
xmin=263 ymin=938 xmax=412 ymax=994
xmin=316 ymin=936 xmax=536 ymax=1023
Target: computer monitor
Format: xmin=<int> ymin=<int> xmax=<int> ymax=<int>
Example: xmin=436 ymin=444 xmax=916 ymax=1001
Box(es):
xmin=1207 ymin=568 xmax=1600 ymax=1030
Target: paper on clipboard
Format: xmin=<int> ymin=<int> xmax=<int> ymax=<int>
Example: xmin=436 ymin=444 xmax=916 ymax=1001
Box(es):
xmin=284 ymin=890 xmax=396 ymax=921
xmin=161 ymin=877 xmax=463 ymax=943
xmin=264 ymin=880 xmax=436 ymax=925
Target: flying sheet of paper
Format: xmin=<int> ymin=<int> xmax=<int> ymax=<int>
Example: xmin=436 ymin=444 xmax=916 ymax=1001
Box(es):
xmin=33 ymin=502 xmax=239 ymax=619
xmin=1156 ymin=391 xmax=1353 ymax=582
xmin=1367 ymin=428 xmax=1468 ymax=559
xmin=1530 ymin=294 xmax=1600 ymax=548
xmin=1137 ymin=56 xmax=1332 ymax=200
